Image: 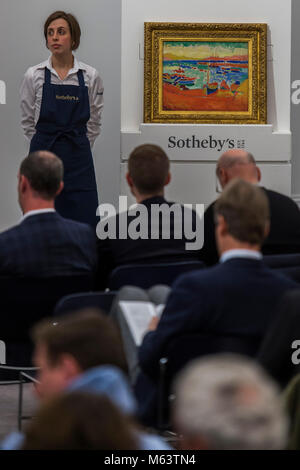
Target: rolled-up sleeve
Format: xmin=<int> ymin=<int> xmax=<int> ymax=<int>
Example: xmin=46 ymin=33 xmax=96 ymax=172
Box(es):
xmin=19 ymin=68 xmax=36 ymax=141
xmin=87 ymin=69 xmax=104 ymax=148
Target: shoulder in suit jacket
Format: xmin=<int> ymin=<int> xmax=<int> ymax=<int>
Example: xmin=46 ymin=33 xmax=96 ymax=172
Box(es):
xmin=199 ymin=187 xmax=300 ymax=266
xmin=0 ymin=212 xmax=97 ymax=277
xmin=138 ymin=257 xmax=299 ymax=380
xmin=96 ymin=196 xmax=203 ymax=289
xmin=257 ymin=289 xmax=300 ymax=387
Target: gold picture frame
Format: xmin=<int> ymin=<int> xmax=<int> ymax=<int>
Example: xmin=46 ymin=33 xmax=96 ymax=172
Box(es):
xmin=144 ymin=22 xmax=267 ymax=124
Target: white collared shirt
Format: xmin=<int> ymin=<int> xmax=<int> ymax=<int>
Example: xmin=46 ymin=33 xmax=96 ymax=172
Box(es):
xmin=220 ymin=249 xmax=263 ymax=263
xmin=19 ymin=56 xmax=104 ymax=148
xmin=22 ymin=208 xmax=55 ymax=222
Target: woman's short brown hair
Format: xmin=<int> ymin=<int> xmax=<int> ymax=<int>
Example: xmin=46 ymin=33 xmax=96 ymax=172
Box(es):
xmin=44 ymin=11 xmax=81 ymax=50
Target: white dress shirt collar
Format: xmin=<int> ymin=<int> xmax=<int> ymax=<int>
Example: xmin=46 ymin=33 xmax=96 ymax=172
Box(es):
xmin=36 ymin=56 xmax=86 ymax=79
xmin=220 ymin=249 xmax=262 ymax=263
xmin=22 ymin=208 xmax=55 ymax=222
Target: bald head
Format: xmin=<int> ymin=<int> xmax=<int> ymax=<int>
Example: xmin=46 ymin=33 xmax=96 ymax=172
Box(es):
xmin=216 ymin=150 xmax=260 ymax=190
xmin=19 ymin=151 xmax=64 ymax=200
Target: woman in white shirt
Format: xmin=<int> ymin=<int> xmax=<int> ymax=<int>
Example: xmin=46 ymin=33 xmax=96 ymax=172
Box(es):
xmin=20 ymin=10 xmax=103 ymax=227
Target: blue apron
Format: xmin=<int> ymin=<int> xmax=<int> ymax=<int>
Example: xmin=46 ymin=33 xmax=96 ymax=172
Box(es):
xmin=30 ymin=67 xmax=99 ymax=228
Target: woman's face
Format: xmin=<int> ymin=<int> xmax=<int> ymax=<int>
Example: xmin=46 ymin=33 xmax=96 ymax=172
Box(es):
xmin=47 ymin=18 xmax=73 ymax=56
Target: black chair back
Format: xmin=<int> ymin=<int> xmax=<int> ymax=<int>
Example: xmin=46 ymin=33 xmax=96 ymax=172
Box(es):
xmin=108 ymin=261 xmax=205 ymax=290
xmin=54 ymin=291 xmax=117 ymax=316
xmin=0 ymin=275 xmax=93 ymax=377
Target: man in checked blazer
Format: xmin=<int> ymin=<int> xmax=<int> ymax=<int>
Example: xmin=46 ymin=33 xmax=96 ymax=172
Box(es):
xmin=0 ymin=151 xmax=97 ymax=278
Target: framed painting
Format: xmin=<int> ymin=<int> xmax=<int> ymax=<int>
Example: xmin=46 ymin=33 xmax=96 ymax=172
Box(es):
xmin=144 ymin=23 xmax=267 ymax=124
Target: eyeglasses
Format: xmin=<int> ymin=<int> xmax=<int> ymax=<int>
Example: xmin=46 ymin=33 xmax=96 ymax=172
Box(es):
xmin=215 ymin=175 xmax=222 ymax=194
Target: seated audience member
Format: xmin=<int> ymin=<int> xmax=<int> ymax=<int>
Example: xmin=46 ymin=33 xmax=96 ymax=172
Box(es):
xmin=0 ymin=151 xmax=97 ymax=277
xmin=97 ymin=144 xmax=203 ymax=288
xmin=138 ymin=180 xmax=299 ymax=383
xmin=173 ymin=355 xmax=288 ymax=450
xmin=32 ymin=309 xmax=128 ymax=400
xmin=21 ymin=392 xmax=138 ymax=450
xmin=1 ymin=310 xmax=171 ymax=450
xmin=200 ymin=149 xmax=300 ymax=266
xmin=257 ymin=289 xmax=300 ymax=388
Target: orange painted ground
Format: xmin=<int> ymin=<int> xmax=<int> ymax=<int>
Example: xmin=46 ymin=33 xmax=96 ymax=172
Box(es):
xmin=163 ymin=80 xmax=249 ymax=112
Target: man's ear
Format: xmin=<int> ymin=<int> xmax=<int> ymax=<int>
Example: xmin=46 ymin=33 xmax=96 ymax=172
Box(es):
xmin=59 ymin=353 xmax=82 ymax=380
xmin=126 ymin=172 xmax=133 ymax=188
xmin=217 ymin=214 xmax=228 ymax=237
xmin=126 ymin=172 xmax=137 ymax=197
xmin=218 ymin=168 xmax=228 ymax=188
xmin=256 ymin=166 xmax=262 ymax=182
xmin=223 ymin=170 xmax=230 ymax=187
xmin=19 ymin=174 xmax=28 ymax=194
xmin=164 ymin=172 xmax=171 ymax=187
xmin=56 ymin=181 xmax=64 ymax=196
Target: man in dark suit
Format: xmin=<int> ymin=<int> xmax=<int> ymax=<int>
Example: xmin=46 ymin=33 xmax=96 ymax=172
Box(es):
xmin=138 ymin=179 xmax=299 ymax=383
xmin=257 ymin=289 xmax=300 ymax=388
xmin=97 ymin=144 xmax=203 ymax=288
xmin=0 ymin=151 xmax=97 ymax=277
xmin=200 ymin=149 xmax=300 ymax=266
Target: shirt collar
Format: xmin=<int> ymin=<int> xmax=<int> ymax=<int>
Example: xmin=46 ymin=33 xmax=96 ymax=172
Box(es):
xmin=22 ymin=208 xmax=55 ymax=222
xmin=37 ymin=56 xmax=86 ymax=77
xmin=140 ymin=196 xmax=166 ymax=205
xmin=220 ymin=249 xmax=262 ymax=263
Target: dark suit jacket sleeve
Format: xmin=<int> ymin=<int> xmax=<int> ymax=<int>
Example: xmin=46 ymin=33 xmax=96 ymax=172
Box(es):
xmin=257 ymin=290 xmax=300 ymax=387
xmin=199 ymin=202 xmax=219 ymax=266
xmin=88 ymin=227 xmax=98 ymax=271
xmin=262 ymin=189 xmax=300 ymax=255
xmin=96 ymin=237 xmax=115 ymax=290
xmin=138 ymin=274 xmax=206 ymax=379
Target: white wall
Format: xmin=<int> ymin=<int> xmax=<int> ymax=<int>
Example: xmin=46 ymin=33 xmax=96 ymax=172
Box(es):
xmin=121 ymin=0 xmax=291 ymax=132
xmin=0 ymin=0 xmax=297 ymax=230
xmin=121 ymin=0 xmax=292 ymax=206
xmin=120 ymin=162 xmax=292 ymax=207
xmin=0 ymin=0 xmax=121 ymax=231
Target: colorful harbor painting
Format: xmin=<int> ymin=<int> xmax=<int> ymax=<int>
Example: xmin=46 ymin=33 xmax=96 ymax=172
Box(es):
xmin=162 ymin=41 xmax=249 ymax=112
